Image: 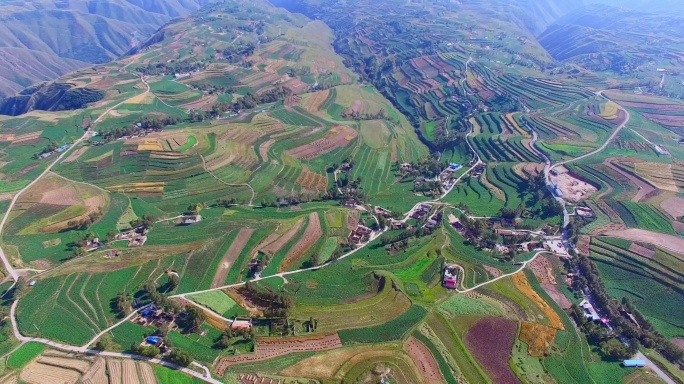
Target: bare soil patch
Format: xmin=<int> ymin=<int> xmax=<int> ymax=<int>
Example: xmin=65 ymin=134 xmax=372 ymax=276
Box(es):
xmin=576 ymin=235 xmax=591 ymax=256
xmin=404 ymin=336 xmax=445 ymax=384
xmin=465 ymin=317 xmax=520 ymax=384
xmin=40 ymin=186 xmax=81 ymax=206
xmin=211 ymin=228 xmax=254 ymax=288
xmin=62 ymin=147 xmax=89 ymax=163
xmin=296 ymin=166 xmax=328 ymax=192
xmin=82 ymin=358 xmax=107 ymax=384
xmin=286 ymin=125 xmax=357 ymax=160
xmin=529 ymin=255 xmax=555 ymax=284
xmin=600 ymin=229 xmax=684 ymax=255
xmin=31 ymin=259 xmax=54 ymax=270
xmin=279 ymin=212 xmax=323 ymax=271
xmin=672 ymin=338 xmax=684 ymax=350
xmin=20 ymin=360 xmax=81 ymax=384
xmin=7 ymin=163 xmax=39 ymax=182
xmin=483 ymin=265 xmax=501 ymax=278
xmin=259 ymin=219 xmax=305 ymax=256
xmin=628 ymin=243 xmax=656 ymax=259
xmin=215 ymin=333 xmax=342 ymax=376
xmin=541 ymin=283 xmax=572 ymax=309
xmin=661 ymin=195 xmax=684 ymax=219
xmin=550 ymin=168 xmax=598 ymax=203
xmin=257 ymin=139 xmax=274 ymax=162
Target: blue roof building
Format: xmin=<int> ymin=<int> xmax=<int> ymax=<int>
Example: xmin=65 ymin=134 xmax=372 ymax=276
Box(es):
xmin=146 ymin=336 xmax=161 ymax=345
xmin=622 ymin=360 xmax=646 ymax=367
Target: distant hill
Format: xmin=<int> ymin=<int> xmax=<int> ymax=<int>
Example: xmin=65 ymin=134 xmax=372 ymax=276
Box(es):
xmin=0 ymin=0 xmax=214 ymax=98
xmin=538 ymin=4 xmax=684 ymax=69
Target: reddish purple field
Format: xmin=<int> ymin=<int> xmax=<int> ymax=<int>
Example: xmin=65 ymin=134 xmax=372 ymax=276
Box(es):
xmin=465 ymin=317 xmax=520 ymax=384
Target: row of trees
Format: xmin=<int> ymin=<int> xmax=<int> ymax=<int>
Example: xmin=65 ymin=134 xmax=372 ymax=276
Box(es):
xmin=568 ymin=254 xmax=684 ymax=363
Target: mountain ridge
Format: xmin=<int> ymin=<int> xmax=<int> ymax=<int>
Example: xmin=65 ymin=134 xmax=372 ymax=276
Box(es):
xmin=0 ymin=0 xmax=215 ymax=98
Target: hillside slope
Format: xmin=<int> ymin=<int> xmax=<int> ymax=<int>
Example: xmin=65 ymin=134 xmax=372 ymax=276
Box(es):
xmin=0 ymin=0 xmax=214 ymax=98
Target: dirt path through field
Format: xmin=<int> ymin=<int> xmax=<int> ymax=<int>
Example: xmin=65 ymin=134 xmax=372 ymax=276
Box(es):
xmin=599 ymin=228 xmax=684 ymax=255
xmin=210 ymin=228 xmax=254 ymax=288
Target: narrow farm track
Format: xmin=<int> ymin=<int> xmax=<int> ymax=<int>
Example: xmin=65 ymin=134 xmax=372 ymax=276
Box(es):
xmin=200 ymin=154 xmax=256 ymax=206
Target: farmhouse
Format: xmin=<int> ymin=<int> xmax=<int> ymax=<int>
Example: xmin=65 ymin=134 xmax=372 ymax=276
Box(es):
xmin=622 ymin=360 xmax=646 ymax=367
xmin=579 ymin=299 xmax=601 ymax=322
xmin=182 ymin=214 xmax=202 ymax=225
xmin=389 ymin=219 xmax=404 ymax=230
xmin=575 ymin=206 xmax=594 ymax=218
xmin=230 ymin=317 xmax=253 ymax=330
xmin=442 ymin=265 xmax=459 ymax=289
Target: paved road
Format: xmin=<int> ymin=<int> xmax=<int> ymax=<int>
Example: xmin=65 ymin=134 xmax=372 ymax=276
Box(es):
xmin=635 ymin=352 xmax=676 ymax=384
xmin=549 ymin=91 xmax=631 ymax=171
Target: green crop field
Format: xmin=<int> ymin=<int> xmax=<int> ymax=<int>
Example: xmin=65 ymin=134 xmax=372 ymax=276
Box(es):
xmin=0 ymin=0 xmax=682 ymax=383
xmin=7 ymin=342 xmax=46 ymax=369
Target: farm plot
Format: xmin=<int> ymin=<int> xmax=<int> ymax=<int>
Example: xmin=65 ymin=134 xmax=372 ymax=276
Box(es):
xmin=512 ymin=272 xmax=564 ymax=330
xmin=214 ymin=333 xmax=343 ymax=376
xmin=258 ymin=218 xmax=305 ymax=257
xmin=280 ymin=344 xmax=421 ymax=384
xmin=279 ymin=212 xmax=323 ymax=271
xmin=519 ymin=321 xmax=557 ymax=357
xmin=295 ymin=166 xmax=328 ymax=192
xmin=211 ymin=228 xmax=255 ymax=288
xmin=300 ymin=89 xmax=330 ymax=113
xmin=590 ymin=236 xmax=684 ymax=337
xmin=464 ymin=317 xmax=519 ymax=384
xmin=10 ymin=174 xmax=108 ymax=235
xmin=403 ymin=336 xmax=446 ymax=384
xmin=292 ymin=277 xmax=412 ymax=332
xmin=286 ymin=125 xmax=357 ymax=160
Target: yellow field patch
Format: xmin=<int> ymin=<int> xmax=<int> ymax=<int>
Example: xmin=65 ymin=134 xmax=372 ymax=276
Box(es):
xmin=137 ymin=139 xmax=164 ymax=152
xmin=600 ymin=101 xmax=620 ymax=120
xmin=512 ymin=272 xmax=565 ymax=330
xmin=519 ymin=321 xmax=557 ymax=356
xmin=635 ymin=162 xmax=679 ymax=192
xmin=107 ymin=182 xmax=164 ymax=194
xmin=127 ymin=92 xmax=155 ymax=105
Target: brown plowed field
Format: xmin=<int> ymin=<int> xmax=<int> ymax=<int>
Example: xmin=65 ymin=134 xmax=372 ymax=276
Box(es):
xmin=121 ymin=359 xmax=139 ymax=384
xmin=215 ymin=333 xmax=343 ymax=376
xmin=211 ymin=228 xmax=255 ymax=288
xmin=541 ymin=283 xmax=572 ymax=309
xmin=628 ymin=243 xmax=655 ymax=259
xmin=465 ymin=317 xmax=520 ymax=384
xmin=661 ymin=195 xmax=684 ymax=219
xmin=259 ymin=219 xmax=305 ymax=256
xmin=279 ymin=212 xmax=322 ymax=272
xmin=296 ymin=167 xmax=328 ymax=192
xmin=600 ymin=229 xmax=684 ymax=255
xmin=404 ymin=336 xmax=445 ymax=384
xmin=529 ymin=255 xmax=555 ymax=284
xmin=63 ymin=147 xmax=89 ymax=163
xmin=286 ymin=126 xmax=357 ymax=160
xmin=181 ymin=94 xmax=218 ymax=111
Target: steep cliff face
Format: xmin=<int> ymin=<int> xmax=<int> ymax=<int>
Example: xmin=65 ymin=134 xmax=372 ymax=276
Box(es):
xmin=0 ymin=0 xmax=215 ymax=97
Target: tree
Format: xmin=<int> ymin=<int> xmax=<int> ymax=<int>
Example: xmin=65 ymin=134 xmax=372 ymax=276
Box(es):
xmin=600 ymin=338 xmax=631 ymax=360
xmin=115 ymin=291 xmax=131 ymax=316
xmin=94 ymin=334 xmax=113 ymax=351
xmin=11 ymin=277 xmax=29 ymax=301
xmin=185 ymin=306 xmax=206 ymax=332
xmin=133 ymin=344 xmax=160 ymax=357
xmin=168 ymin=349 xmax=193 ymax=367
